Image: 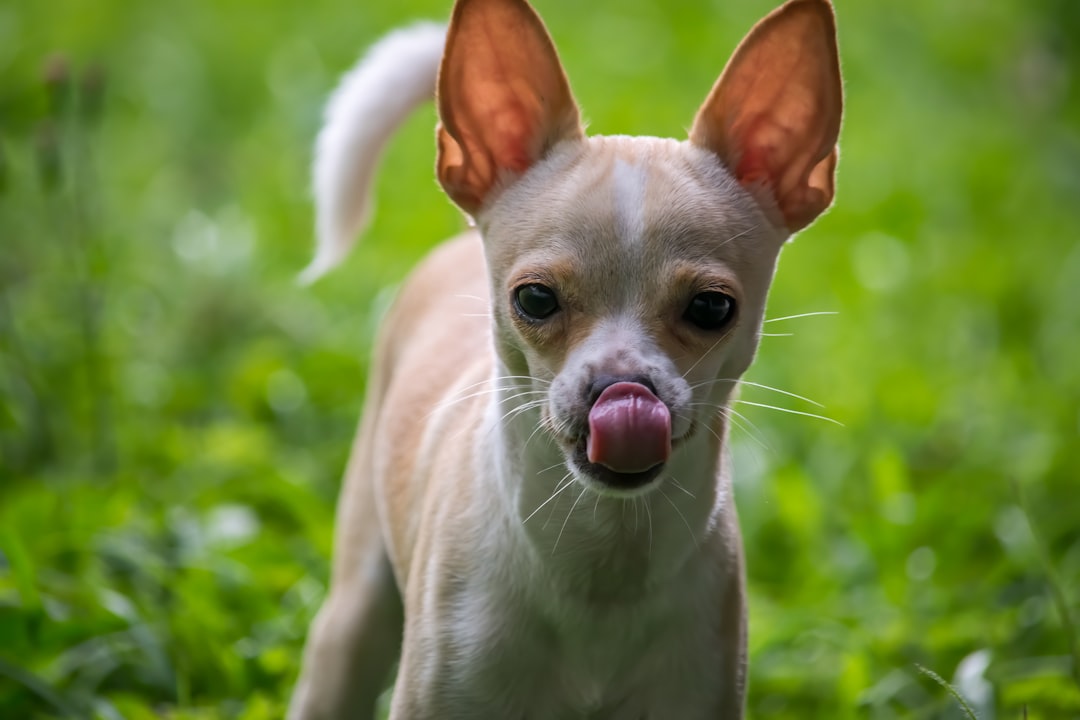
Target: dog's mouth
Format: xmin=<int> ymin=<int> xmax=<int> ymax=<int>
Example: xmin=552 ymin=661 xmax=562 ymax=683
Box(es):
xmin=570 ymin=443 xmax=665 ymax=490
xmin=564 ymin=381 xmax=673 ymax=491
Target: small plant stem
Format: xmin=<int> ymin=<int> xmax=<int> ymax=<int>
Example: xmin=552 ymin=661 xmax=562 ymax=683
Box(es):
xmin=915 ymin=664 xmax=979 ymax=720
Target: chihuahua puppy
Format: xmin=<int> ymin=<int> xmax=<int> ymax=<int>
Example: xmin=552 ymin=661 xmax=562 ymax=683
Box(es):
xmin=289 ymin=0 xmax=842 ymax=717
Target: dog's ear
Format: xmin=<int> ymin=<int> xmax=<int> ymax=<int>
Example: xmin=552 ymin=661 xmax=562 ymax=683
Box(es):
xmin=690 ymin=0 xmax=842 ymax=233
xmin=436 ymin=0 xmax=584 ymax=215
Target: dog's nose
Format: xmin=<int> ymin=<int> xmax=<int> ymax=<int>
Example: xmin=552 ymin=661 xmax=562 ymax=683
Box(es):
xmin=586 ymin=374 xmax=657 ymax=405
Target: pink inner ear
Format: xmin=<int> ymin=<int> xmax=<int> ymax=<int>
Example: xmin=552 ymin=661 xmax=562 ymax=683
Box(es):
xmin=729 ymin=111 xmax=837 ymax=231
xmin=491 ymin=107 xmax=537 ymax=174
xmin=732 ymin=131 xmax=772 ymax=188
xmin=732 ymin=117 xmax=803 ymax=195
xmin=435 ymin=0 xmax=584 ymax=215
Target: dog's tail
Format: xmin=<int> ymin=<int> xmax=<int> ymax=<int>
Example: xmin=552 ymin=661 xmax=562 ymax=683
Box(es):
xmin=301 ymin=22 xmax=446 ymax=284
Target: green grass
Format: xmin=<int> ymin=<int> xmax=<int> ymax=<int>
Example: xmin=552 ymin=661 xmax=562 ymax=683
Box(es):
xmin=2 ymin=0 xmax=1079 ymax=717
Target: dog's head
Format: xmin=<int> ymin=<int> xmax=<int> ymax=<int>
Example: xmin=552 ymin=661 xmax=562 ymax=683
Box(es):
xmin=436 ymin=0 xmax=842 ymax=494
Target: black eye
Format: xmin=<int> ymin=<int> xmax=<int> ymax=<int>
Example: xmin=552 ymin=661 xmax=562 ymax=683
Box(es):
xmin=684 ymin=292 xmax=735 ymax=330
xmin=514 ymin=283 xmax=559 ymax=320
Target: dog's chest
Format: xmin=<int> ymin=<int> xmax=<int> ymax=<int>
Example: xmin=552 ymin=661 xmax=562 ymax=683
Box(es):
xmin=455 ymin=587 xmax=716 ymax=719
xmin=552 ymin=609 xmax=654 ymax=707
xmin=558 ymin=600 xmax=721 ymax=714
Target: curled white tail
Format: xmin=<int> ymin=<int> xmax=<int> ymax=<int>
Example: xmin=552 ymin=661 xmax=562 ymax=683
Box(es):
xmin=302 ymin=22 xmax=446 ymax=284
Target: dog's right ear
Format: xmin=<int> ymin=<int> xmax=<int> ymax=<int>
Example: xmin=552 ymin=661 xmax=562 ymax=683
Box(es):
xmin=436 ymin=0 xmax=584 ymax=215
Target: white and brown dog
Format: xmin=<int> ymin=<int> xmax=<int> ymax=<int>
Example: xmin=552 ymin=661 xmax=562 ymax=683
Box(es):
xmin=290 ymin=0 xmax=842 ymax=717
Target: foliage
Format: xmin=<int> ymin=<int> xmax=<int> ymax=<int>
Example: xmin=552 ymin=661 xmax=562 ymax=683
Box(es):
xmin=1 ymin=0 xmax=1079 ymax=717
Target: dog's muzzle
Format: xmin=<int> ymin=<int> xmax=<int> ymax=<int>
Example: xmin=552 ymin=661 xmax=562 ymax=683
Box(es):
xmin=577 ymin=381 xmax=671 ymax=488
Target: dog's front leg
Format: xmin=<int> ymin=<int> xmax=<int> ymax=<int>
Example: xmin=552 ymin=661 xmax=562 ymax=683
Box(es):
xmin=710 ymin=505 xmax=749 ymax=719
xmin=385 ymin=495 xmax=531 ymax=720
xmin=289 ymin=418 xmax=403 ymax=720
xmin=290 ymin=556 xmax=401 ymax=720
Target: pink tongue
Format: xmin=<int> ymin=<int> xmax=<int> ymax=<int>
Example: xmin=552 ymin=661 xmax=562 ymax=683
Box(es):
xmin=586 ymin=382 xmax=671 ymax=473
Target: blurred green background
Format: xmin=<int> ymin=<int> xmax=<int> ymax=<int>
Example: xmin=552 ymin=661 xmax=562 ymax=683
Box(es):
xmin=1 ymin=0 xmax=1078 ymax=717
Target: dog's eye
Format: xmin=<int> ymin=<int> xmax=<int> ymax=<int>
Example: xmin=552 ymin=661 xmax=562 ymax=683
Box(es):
xmin=514 ymin=283 xmax=559 ymax=320
xmin=684 ymin=292 xmax=735 ymax=330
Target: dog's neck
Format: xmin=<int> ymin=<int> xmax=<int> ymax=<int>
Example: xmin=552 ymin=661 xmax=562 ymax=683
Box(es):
xmin=480 ymin=369 xmax=735 ymax=606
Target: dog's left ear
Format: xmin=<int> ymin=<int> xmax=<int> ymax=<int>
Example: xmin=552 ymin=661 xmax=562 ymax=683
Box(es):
xmin=436 ymin=0 xmax=584 ymax=215
xmin=691 ymin=0 xmax=843 ymax=233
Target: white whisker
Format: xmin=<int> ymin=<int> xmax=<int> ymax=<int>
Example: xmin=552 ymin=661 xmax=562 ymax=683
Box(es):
xmin=682 ymin=404 xmax=767 ymax=451
xmin=763 ymin=311 xmax=838 ymax=323
xmin=715 ymin=225 xmax=758 ymax=249
xmin=688 ymin=378 xmax=737 ymax=393
xmin=524 ymin=420 xmax=549 ymax=449
xmin=432 ymin=374 xmax=552 ymax=419
xmin=500 ymin=398 xmax=547 ymax=424
xmin=543 ymin=471 xmax=577 ymax=530
xmin=432 ymin=388 xmax=543 ymax=419
xmin=669 ymin=478 xmax=695 ymax=499
xmin=695 ymin=414 xmax=726 ymax=445
xmin=644 ymin=497 xmax=654 ymax=559
xmin=525 ymin=472 xmax=575 ymax=525
xmin=736 ymin=380 xmax=825 ymax=408
xmin=660 ymin=486 xmax=698 ymax=550
xmin=721 ymin=407 xmax=770 ymax=451
xmin=682 ymin=327 xmax=736 ymax=380
xmin=552 ymin=485 xmax=589 ymax=555
xmin=737 ymin=400 xmax=843 ymax=426
xmin=433 ymin=375 xmax=549 ymax=407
